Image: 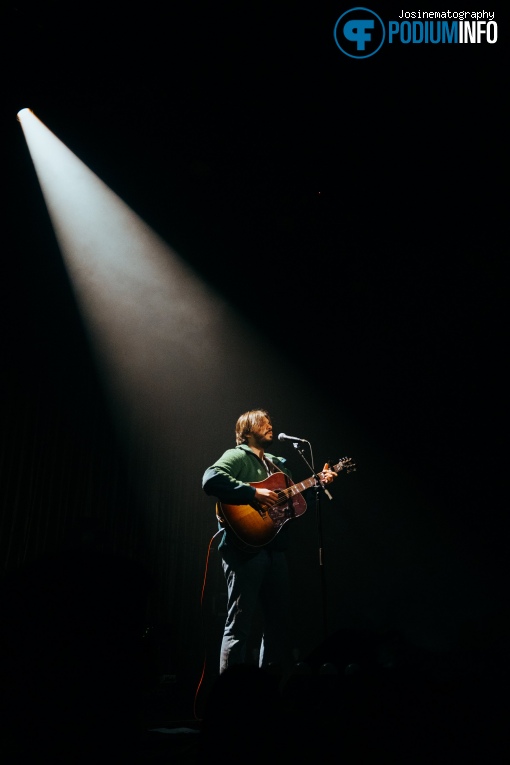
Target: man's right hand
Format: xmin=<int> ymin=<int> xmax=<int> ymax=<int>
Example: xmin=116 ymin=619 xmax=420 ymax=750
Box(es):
xmin=254 ymin=487 xmax=279 ymax=506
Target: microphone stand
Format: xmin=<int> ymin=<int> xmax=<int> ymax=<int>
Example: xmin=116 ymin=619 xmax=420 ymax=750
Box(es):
xmin=292 ymin=442 xmax=333 ymax=643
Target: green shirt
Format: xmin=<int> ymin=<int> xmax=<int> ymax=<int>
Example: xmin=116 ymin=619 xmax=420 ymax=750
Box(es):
xmin=202 ymin=444 xmax=294 ymax=553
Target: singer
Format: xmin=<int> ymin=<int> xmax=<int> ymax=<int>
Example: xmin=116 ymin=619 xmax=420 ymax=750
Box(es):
xmin=202 ymin=408 xmax=337 ymax=676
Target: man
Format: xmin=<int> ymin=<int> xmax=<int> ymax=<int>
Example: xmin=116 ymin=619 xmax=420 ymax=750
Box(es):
xmin=202 ymin=408 xmax=337 ymax=675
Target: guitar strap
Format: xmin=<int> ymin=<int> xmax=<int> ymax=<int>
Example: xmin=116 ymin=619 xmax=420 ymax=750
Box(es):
xmin=262 ymin=456 xmax=287 ymax=479
xmin=262 ymin=456 xmax=276 ymax=476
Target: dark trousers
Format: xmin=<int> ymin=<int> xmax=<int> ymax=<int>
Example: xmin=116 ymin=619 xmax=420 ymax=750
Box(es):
xmin=220 ymin=548 xmax=290 ymax=674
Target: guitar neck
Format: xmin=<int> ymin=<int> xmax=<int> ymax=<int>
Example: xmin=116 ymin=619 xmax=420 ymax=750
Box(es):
xmin=287 ymin=476 xmax=317 ymax=498
xmin=284 ymin=459 xmax=349 ymax=500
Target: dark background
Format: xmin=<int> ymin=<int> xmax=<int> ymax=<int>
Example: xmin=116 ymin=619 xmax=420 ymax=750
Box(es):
xmin=1 ymin=0 xmax=507 ymax=723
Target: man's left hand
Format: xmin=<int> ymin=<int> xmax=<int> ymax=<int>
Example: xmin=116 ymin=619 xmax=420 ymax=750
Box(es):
xmin=320 ymin=463 xmax=337 ymax=484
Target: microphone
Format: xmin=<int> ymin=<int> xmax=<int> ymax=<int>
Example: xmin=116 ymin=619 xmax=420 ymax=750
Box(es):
xmin=278 ymin=433 xmax=308 ymax=444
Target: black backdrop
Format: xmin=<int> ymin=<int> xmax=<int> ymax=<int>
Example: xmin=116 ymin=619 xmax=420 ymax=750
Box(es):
xmin=1 ymin=1 xmax=507 ymax=718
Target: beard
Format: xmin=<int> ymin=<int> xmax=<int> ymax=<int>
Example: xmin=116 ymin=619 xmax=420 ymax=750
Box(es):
xmin=253 ymin=432 xmax=273 ymax=449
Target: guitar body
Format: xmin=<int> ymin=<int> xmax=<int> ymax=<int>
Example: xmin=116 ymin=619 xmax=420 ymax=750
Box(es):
xmin=216 ymin=456 xmax=355 ymax=550
xmin=217 ymin=473 xmax=307 ymax=549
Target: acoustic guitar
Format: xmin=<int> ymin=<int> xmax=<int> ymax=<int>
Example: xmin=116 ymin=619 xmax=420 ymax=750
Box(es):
xmin=216 ymin=456 xmax=356 ymax=549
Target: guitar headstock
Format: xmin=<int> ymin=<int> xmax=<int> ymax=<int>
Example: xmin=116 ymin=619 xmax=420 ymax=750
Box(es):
xmin=332 ymin=456 xmax=356 ymax=474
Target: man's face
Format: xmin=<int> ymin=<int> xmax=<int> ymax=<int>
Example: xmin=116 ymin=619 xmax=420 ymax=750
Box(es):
xmin=250 ymin=416 xmax=273 ymax=447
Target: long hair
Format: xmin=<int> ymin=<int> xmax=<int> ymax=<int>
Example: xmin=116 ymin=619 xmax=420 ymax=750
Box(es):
xmin=235 ymin=409 xmax=271 ymax=445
